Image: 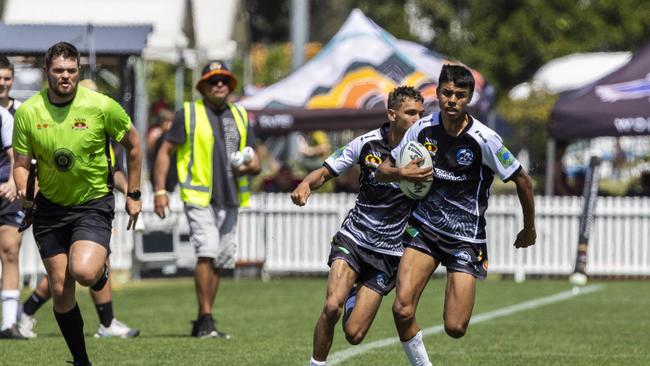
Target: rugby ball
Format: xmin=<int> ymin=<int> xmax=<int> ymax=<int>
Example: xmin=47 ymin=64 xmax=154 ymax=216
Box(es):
xmin=398 ymin=141 xmax=433 ymax=200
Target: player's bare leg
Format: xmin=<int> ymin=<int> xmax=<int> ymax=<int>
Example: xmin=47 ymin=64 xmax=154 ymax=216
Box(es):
xmin=68 ymin=240 xmax=109 ymax=288
xmin=342 ymin=285 xmax=382 ymax=345
xmin=312 ymin=259 xmax=356 ymax=363
xmin=393 ymin=248 xmax=437 ymax=366
xmin=0 ymin=225 xmax=24 ymax=338
xmin=195 ymin=257 xmax=219 ymax=316
xmin=442 ymin=271 xmax=476 ymax=338
xmin=392 ymin=248 xmax=438 ymax=340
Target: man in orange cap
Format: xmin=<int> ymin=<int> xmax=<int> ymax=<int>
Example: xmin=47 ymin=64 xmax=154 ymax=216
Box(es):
xmin=153 ymin=60 xmax=260 ymax=338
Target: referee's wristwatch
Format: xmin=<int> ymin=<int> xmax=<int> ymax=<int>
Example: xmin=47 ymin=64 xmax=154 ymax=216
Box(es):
xmin=127 ymin=190 xmax=141 ymax=201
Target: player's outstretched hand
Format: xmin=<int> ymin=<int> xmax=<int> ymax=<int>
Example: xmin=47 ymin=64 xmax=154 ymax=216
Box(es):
xmin=290 ymin=183 xmax=311 ymax=206
xmin=154 ymin=193 xmax=169 ymax=219
xmin=514 ymin=227 xmax=536 ymax=248
xmin=126 ymin=197 xmax=142 ymax=230
xmin=400 ymin=158 xmax=434 ymax=183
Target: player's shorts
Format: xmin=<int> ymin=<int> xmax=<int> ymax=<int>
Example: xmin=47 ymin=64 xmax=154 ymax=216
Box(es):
xmin=184 ymin=204 xmax=238 ymax=269
xmin=33 ymin=193 xmax=114 ymax=259
xmin=0 ymin=198 xmax=24 ymax=228
xmin=327 ymin=232 xmax=401 ymax=296
xmin=404 ymin=221 xmax=488 ymax=280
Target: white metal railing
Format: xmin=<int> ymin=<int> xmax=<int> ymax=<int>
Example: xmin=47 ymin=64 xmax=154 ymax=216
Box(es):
xmin=9 ymin=193 xmax=650 ymax=285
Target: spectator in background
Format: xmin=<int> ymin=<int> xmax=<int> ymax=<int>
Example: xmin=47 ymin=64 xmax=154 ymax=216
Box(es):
xmin=626 ymin=170 xmax=650 ymax=197
xmin=262 ymin=164 xmax=301 ymax=193
xmin=570 ymin=169 xmax=586 ymax=196
xmin=147 ymin=108 xmax=177 ymax=192
xmin=297 ymin=130 xmax=331 ymax=172
xmin=553 ymin=141 xmax=572 ymax=196
xmin=153 ymin=60 xmax=261 ymax=339
xmin=334 ymin=166 xmax=360 ymax=193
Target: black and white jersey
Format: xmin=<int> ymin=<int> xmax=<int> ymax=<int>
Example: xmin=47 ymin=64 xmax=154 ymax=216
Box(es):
xmin=0 ymin=108 xmax=13 ymax=182
xmin=325 ymin=123 xmax=414 ymax=256
xmin=391 ymin=113 xmax=521 ymax=244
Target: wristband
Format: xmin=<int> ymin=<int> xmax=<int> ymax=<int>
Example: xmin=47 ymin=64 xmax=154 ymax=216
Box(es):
xmin=154 ymin=190 xmax=168 ymax=197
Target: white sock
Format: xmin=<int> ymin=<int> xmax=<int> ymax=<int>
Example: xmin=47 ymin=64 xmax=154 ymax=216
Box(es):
xmin=401 ymin=330 xmax=432 ymax=366
xmin=1 ymin=289 xmax=20 ymax=330
xmin=309 ymin=357 xmax=326 ymax=366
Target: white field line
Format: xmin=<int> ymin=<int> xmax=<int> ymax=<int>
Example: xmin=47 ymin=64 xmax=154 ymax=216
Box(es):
xmin=328 ymin=285 xmax=604 ymax=365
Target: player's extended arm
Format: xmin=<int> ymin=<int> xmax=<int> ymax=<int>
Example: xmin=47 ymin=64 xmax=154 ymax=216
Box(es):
xmin=118 ymin=126 xmax=142 ymax=230
xmin=13 ymin=151 xmax=30 ymax=203
xmin=153 ymin=140 xmax=178 ymax=219
xmin=511 ymin=169 xmax=536 ymax=248
xmin=375 ymin=157 xmax=431 ymax=183
xmin=290 ymin=166 xmax=332 ymax=206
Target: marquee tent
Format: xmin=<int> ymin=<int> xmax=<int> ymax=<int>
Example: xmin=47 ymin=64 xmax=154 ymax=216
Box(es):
xmin=544 ymin=41 xmax=650 ymax=195
xmin=550 ymin=42 xmax=650 ymax=139
xmin=239 ymin=8 xmax=491 ymax=135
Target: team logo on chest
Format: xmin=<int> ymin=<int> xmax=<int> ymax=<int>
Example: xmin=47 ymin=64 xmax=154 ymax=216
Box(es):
xmin=423 ymin=138 xmax=438 ymax=156
xmin=72 ymin=118 xmax=88 ymax=130
xmin=364 ymin=152 xmax=383 ymax=169
xmin=456 ymin=148 xmax=474 ymax=166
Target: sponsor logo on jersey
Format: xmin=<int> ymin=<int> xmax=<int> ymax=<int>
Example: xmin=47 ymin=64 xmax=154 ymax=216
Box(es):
xmin=496 ymin=146 xmax=515 ymax=168
xmin=423 ymin=138 xmax=438 ymax=156
xmin=474 ymin=130 xmax=487 ymax=143
xmin=595 ymin=74 xmax=650 ymax=103
xmin=456 ymin=148 xmax=474 ymax=166
xmin=72 ymin=119 xmax=88 ymax=130
xmin=376 ymin=272 xmax=387 ymax=289
xmin=434 ymin=167 xmax=467 ymax=181
xmin=364 ymin=153 xmax=382 ymax=169
xmin=36 ymin=123 xmax=49 ymax=129
xmin=406 ymin=226 xmax=420 ymax=238
xmin=453 ymin=250 xmax=472 ymax=263
xmin=337 ymin=246 xmax=350 ymax=255
xmin=330 ymin=146 xmax=345 ymax=159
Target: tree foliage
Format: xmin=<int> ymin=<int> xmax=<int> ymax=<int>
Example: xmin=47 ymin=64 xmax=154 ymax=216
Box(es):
xmin=413 ymin=0 xmax=650 ymax=91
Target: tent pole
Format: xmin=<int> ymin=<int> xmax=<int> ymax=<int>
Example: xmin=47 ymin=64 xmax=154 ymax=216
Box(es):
xmin=291 ymin=0 xmax=309 ymax=70
xmin=545 ymin=138 xmax=556 ymax=196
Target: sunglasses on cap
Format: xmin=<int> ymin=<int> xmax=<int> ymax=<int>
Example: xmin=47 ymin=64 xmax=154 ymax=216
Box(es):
xmin=207 ymin=76 xmax=230 ymax=86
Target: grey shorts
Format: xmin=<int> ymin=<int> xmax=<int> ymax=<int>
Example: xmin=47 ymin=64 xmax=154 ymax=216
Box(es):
xmin=184 ymin=204 xmax=238 ymax=269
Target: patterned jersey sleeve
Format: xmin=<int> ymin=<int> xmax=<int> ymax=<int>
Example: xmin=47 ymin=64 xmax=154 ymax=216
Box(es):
xmin=0 ymin=108 xmax=13 ymax=150
xmin=323 ymin=135 xmax=364 ymax=177
xmin=481 ymin=131 xmax=521 ymax=181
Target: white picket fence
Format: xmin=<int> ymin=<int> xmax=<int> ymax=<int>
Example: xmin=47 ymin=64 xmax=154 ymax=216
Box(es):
xmin=11 ymin=193 xmax=650 ymax=286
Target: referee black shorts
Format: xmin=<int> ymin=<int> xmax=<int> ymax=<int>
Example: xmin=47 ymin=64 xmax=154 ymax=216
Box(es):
xmin=33 ymin=193 xmax=114 ymax=259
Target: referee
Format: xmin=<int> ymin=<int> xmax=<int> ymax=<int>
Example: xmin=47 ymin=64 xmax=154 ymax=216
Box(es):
xmin=13 ymin=42 xmax=142 ymax=365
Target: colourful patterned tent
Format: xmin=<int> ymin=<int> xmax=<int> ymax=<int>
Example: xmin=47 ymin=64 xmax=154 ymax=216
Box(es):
xmin=239 ymin=8 xmax=490 ymax=134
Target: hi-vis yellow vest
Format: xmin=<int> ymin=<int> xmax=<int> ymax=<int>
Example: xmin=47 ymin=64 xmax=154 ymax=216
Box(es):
xmin=176 ymin=99 xmax=250 ymax=207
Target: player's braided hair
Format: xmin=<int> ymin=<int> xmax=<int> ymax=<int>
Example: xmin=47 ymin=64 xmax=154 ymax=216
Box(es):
xmin=0 ymin=56 xmax=13 ymax=74
xmin=387 ymin=86 xmax=423 ymax=111
xmin=45 ymin=42 xmax=80 ymax=69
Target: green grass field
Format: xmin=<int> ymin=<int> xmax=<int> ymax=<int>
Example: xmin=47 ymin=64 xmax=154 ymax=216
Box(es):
xmin=1 ymin=277 xmax=648 ymax=365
